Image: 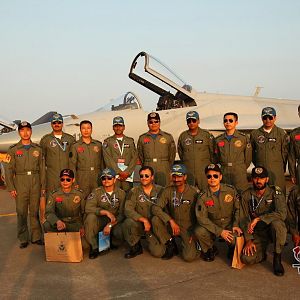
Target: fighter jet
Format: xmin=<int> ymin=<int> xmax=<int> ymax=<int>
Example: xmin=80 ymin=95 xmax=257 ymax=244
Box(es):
xmin=0 ymin=51 xmax=298 ymax=154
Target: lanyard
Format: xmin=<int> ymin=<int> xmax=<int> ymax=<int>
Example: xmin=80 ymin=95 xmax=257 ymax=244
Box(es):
xmin=141 ymin=191 xmax=158 ymax=205
xmin=54 ymin=137 xmax=67 ymax=152
xmin=251 ymin=194 xmax=264 ymax=212
xmin=103 ymin=192 xmax=117 ymax=208
xmin=173 ymin=190 xmax=184 ymax=207
xmin=116 ymin=139 xmax=125 ymax=157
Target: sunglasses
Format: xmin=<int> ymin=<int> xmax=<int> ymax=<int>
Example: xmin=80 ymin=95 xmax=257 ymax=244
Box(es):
xmin=60 ymin=177 xmax=72 ymax=182
xmin=262 ymin=115 xmax=274 ymax=120
xmin=52 ymin=121 xmax=62 ymax=125
xmin=223 ymin=119 xmax=234 ymax=123
xmin=187 ymin=119 xmax=197 ymax=124
xmin=206 ymin=174 xmax=219 ymax=179
xmin=148 ymin=120 xmax=159 ymax=124
xmin=101 ymin=176 xmax=114 ymax=181
xmin=140 ymin=174 xmax=150 ymax=179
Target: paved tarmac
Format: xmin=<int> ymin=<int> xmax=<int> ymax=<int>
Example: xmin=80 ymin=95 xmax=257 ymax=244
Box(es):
xmin=0 ymin=188 xmax=299 ymax=300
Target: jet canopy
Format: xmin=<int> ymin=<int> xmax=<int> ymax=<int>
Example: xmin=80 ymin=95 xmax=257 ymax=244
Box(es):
xmin=96 ymin=92 xmax=142 ymax=112
xmin=129 ymin=51 xmax=197 ymax=111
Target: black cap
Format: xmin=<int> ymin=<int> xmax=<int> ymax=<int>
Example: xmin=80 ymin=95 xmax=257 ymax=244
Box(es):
xmin=251 ymin=166 xmax=268 ymax=178
xmin=18 ymin=121 xmax=32 ymax=131
xmin=147 ymin=112 xmax=160 ymax=121
xmin=60 ymin=169 xmax=75 ymax=178
xmin=205 ymin=164 xmax=222 ymax=174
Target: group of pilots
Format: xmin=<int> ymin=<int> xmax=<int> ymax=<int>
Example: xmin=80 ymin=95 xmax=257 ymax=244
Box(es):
xmin=3 ymin=105 xmax=300 ymax=277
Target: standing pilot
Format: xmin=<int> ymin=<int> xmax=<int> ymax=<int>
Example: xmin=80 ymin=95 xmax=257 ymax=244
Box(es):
xmin=137 ymin=112 xmax=176 ymax=187
xmin=5 ymin=122 xmax=45 ymax=248
xmin=178 ymin=111 xmax=215 ymax=191
xmin=103 ymin=116 xmax=138 ymax=193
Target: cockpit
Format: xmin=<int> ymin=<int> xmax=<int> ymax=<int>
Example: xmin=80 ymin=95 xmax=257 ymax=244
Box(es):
xmin=129 ymin=52 xmax=197 ymax=111
xmin=95 ymin=92 xmax=142 ymax=112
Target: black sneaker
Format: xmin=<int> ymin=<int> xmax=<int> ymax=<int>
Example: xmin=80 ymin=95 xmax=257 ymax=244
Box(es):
xmin=161 ymin=239 xmax=175 ymax=260
xmin=201 ymin=248 xmax=215 ymax=262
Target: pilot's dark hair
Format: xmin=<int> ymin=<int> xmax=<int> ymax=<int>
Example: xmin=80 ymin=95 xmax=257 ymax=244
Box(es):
xmin=139 ymin=165 xmax=154 ymax=176
xmin=223 ymin=112 xmax=238 ymax=121
xmin=80 ymin=120 xmax=93 ymax=129
xmin=298 ymin=105 xmax=300 ymax=113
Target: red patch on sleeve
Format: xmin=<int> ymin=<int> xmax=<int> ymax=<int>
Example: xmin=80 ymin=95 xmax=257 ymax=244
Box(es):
xmin=218 ymin=141 xmax=225 ymax=147
xmin=55 ymin=197 xmax=63 ymax=203
xmin=205 ymin=200 xmax=214 ymax=207
xmin=77 ymin=147 xmax=84 ymax=153
xmin=16 ymin=150 xmax=23 ymax=155
xmin=295 ymin=134 xmax=300 ymax=141
xmin=144 ymin=137 xmax=151 ymax=143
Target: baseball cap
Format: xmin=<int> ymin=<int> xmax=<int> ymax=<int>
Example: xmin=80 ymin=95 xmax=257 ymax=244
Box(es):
xmin=147 ymin=112 xmax=160 ymax=121
xmin=113 ymin=116 xmax=125 ymax=126
xmin=186 ymin=111 xmax=199 ymax=121
xmin=251 ymin=166 xmax=268 ymax=178
xmin=51 ymin=113 xmax=63 ymax=123
xmin=18 ymin=121 xmax=32 ymax=131
xmin=60 ymin=169 xmax=75 ymax=178
xmin=205 ymin=164 xmax=222 ymax=174
xmin=261 ymin=107 xmax=276 ymax=117
xmin=100 ymin=168 xmax=116 ymax=178
xmin=171 ymin=164 xmax=187 ymax=176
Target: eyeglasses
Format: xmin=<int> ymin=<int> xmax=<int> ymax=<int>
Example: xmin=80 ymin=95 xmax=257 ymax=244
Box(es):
xmin=52 ymin=121 xmax=62 ymax=125
xmin=140 ymin=174 xmax=150 ymax=179
xmin=187 ymin=119 xmax=197 ymax=124
xmin=206 ymin=174 xmax=219 ymax=179
xmin=60 ymin=178 xmax=72 ymax=182
xmin=148 ymin=120 xmax=159 ymax=124
xmin=223 ymin=119 xmax=234 ymax=123
xmin=101 ymin=176 xmax=114 ymax=181
xmin=262 ymin=115 xmax=274 ymax=121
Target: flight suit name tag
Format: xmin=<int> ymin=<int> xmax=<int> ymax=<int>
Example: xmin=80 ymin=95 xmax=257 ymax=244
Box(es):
xmin=55 ymin=197 xmax=63 ymax=203
xmin=268 ymin=138 xmax=276 ymax=142
xmin=266 ymin=199 xmax=273 ymax=204
xmin=195 ymin=140 xmax=203 ymax=144
xmin=182 ymin=200 xmax=191 ymax=204
xmin=205 ymin=199 xmax=214 ymax=207
xmin=152 ymin=158 xmax=157 ymax=162
xmin=77 ymin=147 xmax=84 ymax=153
xmin=123 ymin=144 xmax=130 ymax=148
xmin=16 ymin=150 xmax=23 ymax=157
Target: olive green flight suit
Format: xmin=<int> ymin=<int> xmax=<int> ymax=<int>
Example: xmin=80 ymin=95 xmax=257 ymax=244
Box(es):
xmin=84 ymin=186 xmax=125 ymax=250
xmin=240 ymin=185 xmax=287 ymax=264
xmin=251 ymin=125 xmax=289 ymax=194
xmin=194 ymin=184 xmax=240 ymax=252
xmin=215 ymin=130 xmax=252 ymax=193
xmin=103 ymin=134 xmax=138 ymax=193
xmin=69 ymin=138 xmax=104 ymax=200
xmin=178 ymin=128 xmax=215 ymax=191
xmin=40 ymin=132 xmax=75 ymax=194
xmin=287 ymin=186 xmax=300 ymax=237
xmin=152 ymin=184 xmax=199 ymax=262
xmin=5 ymin=141 xmax=45 ymax=243
xmin=123 ymin=184 xmax=165 ymax=257
xmin=44 ymin=187 xmax=84 ymax=232
xmin=288 ymin=127 xmax=300 ymax=185
xmin=137 ymin=130 xmax=176 ymax=187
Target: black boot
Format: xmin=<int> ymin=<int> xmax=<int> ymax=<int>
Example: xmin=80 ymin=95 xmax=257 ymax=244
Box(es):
xmin=201 ymin=248 xmax=215 ymax=262
xmin=273 ymin=253 xmax=284 ymax=276
xmin=124 ymin=241 xmax=143 ymax=259
xmin=89 ymin=248 xmax=99 ymax=259
xmin=227 ymin=246 xmax=235 ymax=260
xmin=161 ymin=239 xmax=175 ymax=260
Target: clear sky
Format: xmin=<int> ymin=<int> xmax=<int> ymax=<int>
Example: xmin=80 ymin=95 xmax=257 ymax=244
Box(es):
xmin=1 ymin=0 xmax=299 ymax=122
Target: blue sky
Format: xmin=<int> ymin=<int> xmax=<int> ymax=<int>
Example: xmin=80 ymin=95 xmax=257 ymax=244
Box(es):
xmin=1 ymin=0 xmax=299 ymax=121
